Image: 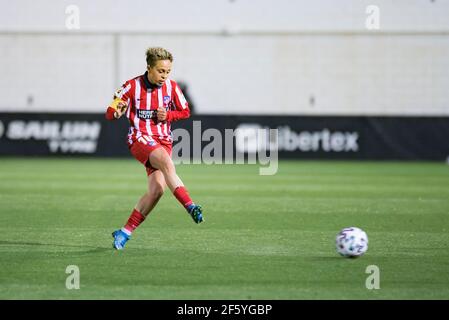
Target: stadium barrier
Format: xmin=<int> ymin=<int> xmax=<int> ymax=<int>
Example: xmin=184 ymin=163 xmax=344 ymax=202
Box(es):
xmin=0 ymin=112 xmax=448 ymax=161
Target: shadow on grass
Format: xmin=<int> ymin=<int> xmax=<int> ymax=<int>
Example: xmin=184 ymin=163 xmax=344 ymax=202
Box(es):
xmin=308 ymin=256 xmax=361 ymax=262
xmin=0 ymin=240 xmax=110 ymax=254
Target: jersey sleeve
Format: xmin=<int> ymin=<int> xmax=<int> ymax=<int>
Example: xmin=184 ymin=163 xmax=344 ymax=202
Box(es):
xmin=105 ymin=81 xmax=133 ymax=120
xmin=166 ymin=81 xmax=191 ymax=122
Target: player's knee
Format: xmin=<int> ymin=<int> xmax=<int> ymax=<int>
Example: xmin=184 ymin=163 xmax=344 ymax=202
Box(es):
xmin=159 ymin=158 xmax=176 ymax=174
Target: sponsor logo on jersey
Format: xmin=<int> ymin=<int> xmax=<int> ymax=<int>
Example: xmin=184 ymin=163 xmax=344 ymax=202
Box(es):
xmin=137 ymin=109 xmax=157 ymax=120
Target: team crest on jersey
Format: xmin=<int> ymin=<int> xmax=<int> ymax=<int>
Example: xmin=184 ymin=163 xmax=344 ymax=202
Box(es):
xmin=163 ymin=95 xmax=171 ymax=105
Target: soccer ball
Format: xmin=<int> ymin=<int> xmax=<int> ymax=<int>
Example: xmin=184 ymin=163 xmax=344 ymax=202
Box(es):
xmin=335 ymin=227 xmax=368 ymax=258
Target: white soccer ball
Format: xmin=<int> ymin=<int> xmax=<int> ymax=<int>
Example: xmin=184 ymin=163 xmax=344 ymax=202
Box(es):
xmin=336 ymin=227 xmax=368 ymax=258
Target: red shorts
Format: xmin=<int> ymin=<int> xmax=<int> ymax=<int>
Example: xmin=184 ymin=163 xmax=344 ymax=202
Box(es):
xmin=129 ymin=138 xmax=173 ymax=176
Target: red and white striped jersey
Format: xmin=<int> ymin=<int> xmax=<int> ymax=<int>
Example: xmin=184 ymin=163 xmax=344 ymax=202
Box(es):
xmin=106 ymin=72 xmax=190 ymax=146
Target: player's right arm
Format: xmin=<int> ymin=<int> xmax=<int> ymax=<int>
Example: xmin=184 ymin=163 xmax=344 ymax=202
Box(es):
xmin=105 ymin=82 xmax=132 ymax=120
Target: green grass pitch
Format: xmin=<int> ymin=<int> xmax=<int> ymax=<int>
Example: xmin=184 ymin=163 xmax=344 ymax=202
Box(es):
xmin=1 ymin=158 xmax=449 ymax=299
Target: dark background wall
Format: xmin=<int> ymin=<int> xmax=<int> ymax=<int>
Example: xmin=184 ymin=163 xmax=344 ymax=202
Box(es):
xmin=1 ymin=113 xmax=448 ymax=161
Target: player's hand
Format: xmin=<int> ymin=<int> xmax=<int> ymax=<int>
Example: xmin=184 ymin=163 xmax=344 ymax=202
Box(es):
xmin=157 ymin=106 xmax=167 ymax=121
xmin=114 ymin=101 xmax=128 ymax=119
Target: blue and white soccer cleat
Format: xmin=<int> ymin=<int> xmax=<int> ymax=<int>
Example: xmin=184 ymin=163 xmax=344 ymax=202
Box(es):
xmin=187 ymin=204 xmax=204 ymax=224
xmin=112 ymin=229 xmax=130 ymax=250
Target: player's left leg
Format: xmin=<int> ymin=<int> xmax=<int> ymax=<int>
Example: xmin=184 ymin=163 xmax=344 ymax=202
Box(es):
xmin=112 ymin=170 xmax=166 ymax=250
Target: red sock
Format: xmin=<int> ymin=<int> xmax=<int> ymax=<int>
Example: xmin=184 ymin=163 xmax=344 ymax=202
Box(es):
xmin=123 ymin=209 xmax=146 ymax=234
xmin=173 ymin=186 xmax=193 ymax=209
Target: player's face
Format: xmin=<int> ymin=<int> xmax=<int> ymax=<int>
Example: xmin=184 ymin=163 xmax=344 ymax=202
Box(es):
xmin=147 ymin=60 xmax=172 ymax=87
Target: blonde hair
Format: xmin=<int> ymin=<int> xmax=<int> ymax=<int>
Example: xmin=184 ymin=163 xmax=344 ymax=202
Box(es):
xmin=146 ymin=47 xmax=173 ymax=67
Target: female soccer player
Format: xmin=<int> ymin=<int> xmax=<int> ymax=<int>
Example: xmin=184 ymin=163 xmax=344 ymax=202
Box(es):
xmin=105 ymin=47 xmax=204 ymax=250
